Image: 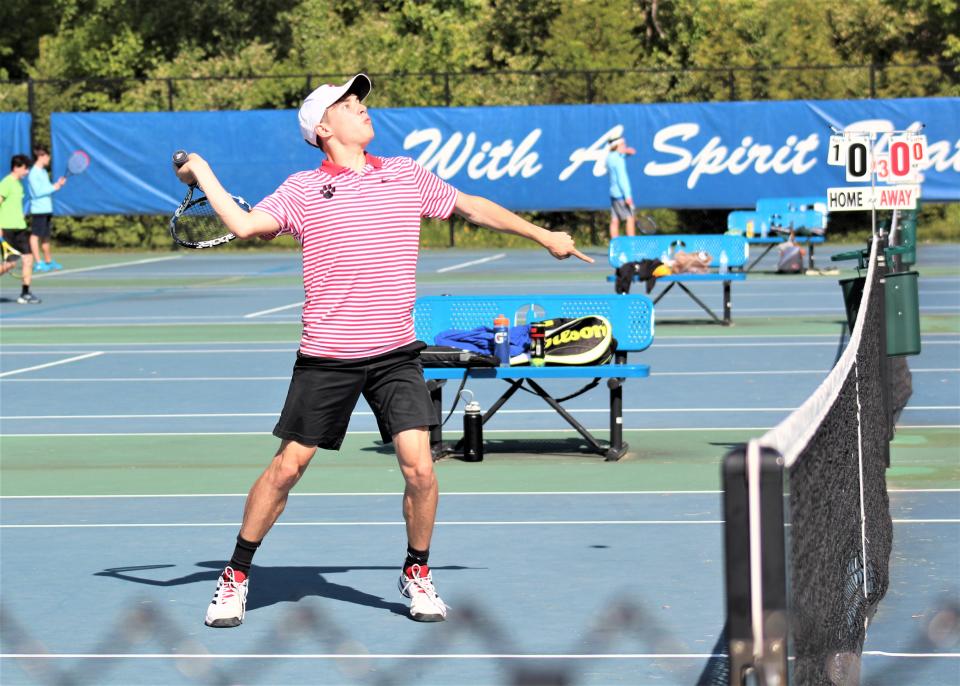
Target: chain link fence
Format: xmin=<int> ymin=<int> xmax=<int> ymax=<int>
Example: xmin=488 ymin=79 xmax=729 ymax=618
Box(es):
xmin=0 ymin=62 xmax=955 ymax=248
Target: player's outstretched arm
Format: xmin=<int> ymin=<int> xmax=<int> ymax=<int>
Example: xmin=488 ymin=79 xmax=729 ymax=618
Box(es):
xmin=173 ymin=154 xmax=279 ymax=239
xmin=453 ymin=192 xmax=593 ymax=263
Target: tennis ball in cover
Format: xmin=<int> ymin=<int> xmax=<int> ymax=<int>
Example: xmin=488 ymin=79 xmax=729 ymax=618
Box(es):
xmin=653 ymin=264 xmax=672 ymax=278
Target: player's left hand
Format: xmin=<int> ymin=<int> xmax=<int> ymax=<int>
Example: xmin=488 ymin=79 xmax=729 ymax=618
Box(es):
xmin=544 ymin=230 xmax=593 ymax=263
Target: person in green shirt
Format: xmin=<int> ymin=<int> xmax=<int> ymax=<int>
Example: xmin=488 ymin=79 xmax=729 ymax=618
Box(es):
xmin=0 ymin=155 xmax=41 ymax=304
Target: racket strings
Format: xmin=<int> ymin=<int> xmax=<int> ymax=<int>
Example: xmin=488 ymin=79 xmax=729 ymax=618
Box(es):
xmin=175 ymin=198 xmax=229 ymax=243
xmin=67 ymin=151 xmax=90 ymax=175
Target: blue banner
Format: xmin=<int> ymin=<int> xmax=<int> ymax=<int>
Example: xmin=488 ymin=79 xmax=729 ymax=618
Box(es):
xmin=1 ymin=113 xmax=31 ymax=171
xmin=51 ymin=98 xmax=959 ymax=215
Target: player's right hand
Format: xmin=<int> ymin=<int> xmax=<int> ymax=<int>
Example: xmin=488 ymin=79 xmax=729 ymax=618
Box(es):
xmin=173 ymin=153 xmax=203 ymax=186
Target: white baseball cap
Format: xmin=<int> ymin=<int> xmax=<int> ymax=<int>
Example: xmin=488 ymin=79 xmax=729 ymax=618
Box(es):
xmin=298 ymin=73 xmax=372 ymax=147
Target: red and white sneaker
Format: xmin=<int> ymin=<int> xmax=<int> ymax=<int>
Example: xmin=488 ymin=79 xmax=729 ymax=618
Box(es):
xmin=397 ymin=564 xmax=447 ymax=622
xmin=204 ymin=566 xmax=248 ymax=628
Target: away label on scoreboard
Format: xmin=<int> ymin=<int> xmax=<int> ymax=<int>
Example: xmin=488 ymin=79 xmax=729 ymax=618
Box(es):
xmin=827 ymin=185 xmax=921 ymax=211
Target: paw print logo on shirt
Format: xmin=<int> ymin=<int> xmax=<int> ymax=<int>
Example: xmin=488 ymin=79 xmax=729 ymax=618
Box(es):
xmin=320 ymin=184 xmax=336 ymax=199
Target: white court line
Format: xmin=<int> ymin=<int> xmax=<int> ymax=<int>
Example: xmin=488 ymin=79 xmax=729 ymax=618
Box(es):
xmin=655 ymin=340 xmax=959 ymax=348
xmin=12 ymin=367 xmax=958 ymax=382
xmin=436 ymin=253 xmax=506 ymax=273
xmin=0 ymin=348 xmax=297 ymax=355
xmin=0 ymin=321 xmax=291 ymax=329
xmin=0 ymin=491 xmax=725 ymax=499
xmin=2 ymin=425 xmax=956 ymax=438
xmin=4 ymin=406 xmax=956 ymax=420
xmin=0 ymin=335 xmax=955 ymax=351
xmin=0 ymin=652 xmax=723 ymax=660
xmin=0 ymin=520 xmax=725 ymax=528
xmin=863 ymin=651 xmax=960 ymax=658
xmin=1 ymin=487 xmax=953 ymax=499
xmin=1 ymin=651 xmax=956 ymax=660
xmin=0 ymin=352 xmax=103 ymax=379
xmin=2 ymin=518 xmax=955 ymax=529
xmin=32 ymin=255 xmax=182 ymax=277
xmin=244 ymin=301 xmax=304 ymax=319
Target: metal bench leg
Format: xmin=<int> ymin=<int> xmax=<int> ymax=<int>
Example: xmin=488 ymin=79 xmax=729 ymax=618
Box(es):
xmin=607 ymin=377 xmax=628 ymax=461
xmin=525 ymin=379 xmax=607 ymax=455
xmin=676 ymin=282 xmax=725 ymax=325
xmin=723 ymin=280 xmax=732 ymax=325
xmin=427 ymin=379 xmax=448 ymax=460
xmin=652 ymin=281 xmax=676 ymax=305
xmin=746 ymin=243 xmax=775 ymax=272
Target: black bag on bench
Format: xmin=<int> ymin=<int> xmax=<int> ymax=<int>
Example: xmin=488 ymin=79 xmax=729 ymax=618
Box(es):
xmin=419 ymin=346 xmax=500 ymax=368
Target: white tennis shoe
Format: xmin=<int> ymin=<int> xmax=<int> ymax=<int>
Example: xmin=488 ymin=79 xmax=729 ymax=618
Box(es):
xmin=398 ymin=564 xmax=447 ymax=622
xmin=204 ymin=566 xmax=248 ymax=628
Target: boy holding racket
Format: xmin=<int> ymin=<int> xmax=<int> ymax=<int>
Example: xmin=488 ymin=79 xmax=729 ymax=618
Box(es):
xmin=0 ymin=155 xmax=41 ymax=303
xmin=606 ymin=135 xmax=637 ymax=239
xmin=27 ymin=146 xmax=67 ymax=272
xmin=175 ymin=73 xmax=592 ymax=628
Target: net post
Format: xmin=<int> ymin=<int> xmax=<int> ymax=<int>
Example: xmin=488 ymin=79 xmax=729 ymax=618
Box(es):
xmin=722 ymin=442 xmax=789 ymax=685
xmin=722 ymin=446 xmax=753 ymax=682
xmin=877 ymin=254 xmax=894 ymax=465
xmin=756 ymin=445 xmax=788 ymax=683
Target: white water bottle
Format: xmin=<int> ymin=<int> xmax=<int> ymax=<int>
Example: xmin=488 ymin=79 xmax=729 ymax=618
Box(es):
xmin=719 ymin=250 xmax=729 ymax=275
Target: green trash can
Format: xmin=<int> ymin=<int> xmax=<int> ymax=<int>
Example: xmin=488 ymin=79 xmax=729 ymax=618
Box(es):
xmin=839 ymin=275 xmax=866 ymax=330
xmin=885 ymin=271 xmax=921 ymax=356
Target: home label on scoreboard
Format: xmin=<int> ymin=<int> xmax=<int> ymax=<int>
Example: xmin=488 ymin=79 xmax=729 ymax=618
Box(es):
xmin=827 ymin=185 xmax=921 ymax=212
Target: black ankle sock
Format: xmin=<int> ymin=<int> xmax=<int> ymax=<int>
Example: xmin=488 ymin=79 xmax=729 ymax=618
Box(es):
xmin=21 ymin=285 xmax=29 ymax=296
xmin=229 ymin=535 xmax=261 ymax=575
xmin=404 ymin=545 xmax=429 ymax=570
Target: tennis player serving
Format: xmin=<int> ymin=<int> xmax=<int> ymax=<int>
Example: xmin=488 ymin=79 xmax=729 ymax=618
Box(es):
xmin=175 ymin=73 xmax=592 ymax=628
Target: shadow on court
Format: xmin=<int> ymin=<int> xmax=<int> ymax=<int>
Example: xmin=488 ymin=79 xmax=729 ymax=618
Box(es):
xmin=363 ymin=437 xmax=622 ymax=458
xmin=94 ymin=562 xmax=470 ymax=616
xmin=708 ymin=440 xmax=747 ymax=453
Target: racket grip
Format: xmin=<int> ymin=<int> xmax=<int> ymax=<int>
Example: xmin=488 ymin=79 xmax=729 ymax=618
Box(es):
xmin=172 ymin=150 xmax=189 ymax=168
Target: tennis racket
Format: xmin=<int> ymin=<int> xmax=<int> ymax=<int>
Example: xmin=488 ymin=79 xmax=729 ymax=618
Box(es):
xmin=169 ymin=150 xmax=250 ymax=249
xmin=1 ymin=236 xmax=23 ymax=278
xmin=636 ymin=214 xmax=657 ymax=235
xmin=65 ymin=150 xmax=90 ymax=177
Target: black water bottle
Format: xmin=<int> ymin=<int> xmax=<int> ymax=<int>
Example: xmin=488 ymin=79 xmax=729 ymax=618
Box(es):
xmin=462 ymin=398 xmax=484 ymax=462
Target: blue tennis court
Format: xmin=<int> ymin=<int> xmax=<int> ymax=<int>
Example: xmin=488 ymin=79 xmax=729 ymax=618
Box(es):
xmin=1 ymin=244 xmax=958 ymax=685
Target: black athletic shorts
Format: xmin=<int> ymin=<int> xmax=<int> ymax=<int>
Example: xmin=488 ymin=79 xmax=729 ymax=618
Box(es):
xmin=30 ymin=214 xmax=53 ymax=239
xmin=273 ymin=340 xmax=438 ymax=450
xmin=2 ymin=229 xmax=31 ymax=254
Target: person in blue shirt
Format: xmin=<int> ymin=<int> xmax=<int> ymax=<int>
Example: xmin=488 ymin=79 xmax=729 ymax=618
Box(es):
xmin=606 ymin=135 xmax=637 ymax=239
xmin=27 ymin=146 xmax=66 ymax=272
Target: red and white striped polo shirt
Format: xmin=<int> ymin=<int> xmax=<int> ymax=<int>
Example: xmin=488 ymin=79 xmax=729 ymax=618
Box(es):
xmin=254 ymin=153 xmax=457 ymax=359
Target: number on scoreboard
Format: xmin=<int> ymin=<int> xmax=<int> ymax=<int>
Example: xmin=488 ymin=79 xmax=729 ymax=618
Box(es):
xmin=827 ymin=135 xmax=846 ymax=166
xmin=845 ymin=139 xmax=873 ymax=182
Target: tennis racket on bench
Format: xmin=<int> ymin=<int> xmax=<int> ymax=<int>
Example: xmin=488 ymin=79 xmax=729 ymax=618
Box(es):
xmin=169 ymin=150 xmax=251 ymax=249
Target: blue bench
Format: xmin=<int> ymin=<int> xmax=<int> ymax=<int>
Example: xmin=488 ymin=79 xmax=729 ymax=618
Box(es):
xmin=414 ymin=294 xmax=655 ymax=461
xmin=728 ymin=197 xmax=828 ymax=271
xmin=607 ymin=235 xmax=747 ymax=326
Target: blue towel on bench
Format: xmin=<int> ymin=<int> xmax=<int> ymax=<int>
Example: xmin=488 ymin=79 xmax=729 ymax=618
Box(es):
xmin=435 ymin=326 xmax=531 ymax=357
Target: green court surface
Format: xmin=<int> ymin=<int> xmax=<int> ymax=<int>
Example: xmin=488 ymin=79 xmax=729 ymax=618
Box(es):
xmin=1 ymin=428 xmax=955 ymax=497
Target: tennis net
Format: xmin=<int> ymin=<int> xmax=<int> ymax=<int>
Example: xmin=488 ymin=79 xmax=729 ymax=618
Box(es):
xmin=719 ymin=235 xmax=913 ymax=685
